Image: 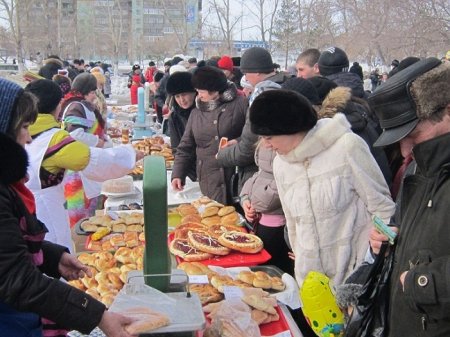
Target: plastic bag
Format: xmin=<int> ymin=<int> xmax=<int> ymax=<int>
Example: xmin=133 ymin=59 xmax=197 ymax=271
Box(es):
xmin=205 ymin=300 xmax=261 ymax=337
xmin=344 ymin=242 xmax=394 ymax=337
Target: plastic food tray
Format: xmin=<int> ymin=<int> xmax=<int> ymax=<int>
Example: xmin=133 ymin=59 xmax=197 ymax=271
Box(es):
xmin=168 ymin=232 xmax=272 ymax=267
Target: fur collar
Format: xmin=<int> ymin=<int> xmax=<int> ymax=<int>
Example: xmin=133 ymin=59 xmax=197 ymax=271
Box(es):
xmin=196 ymin=82 xmax=238 ymax=112
xmin=280 ymin=113 xmax=351 ymax=163
xmin=319 ymin=87 xmax=352 ymax=119
xmin=0 ymin=133 xmax=28 ymax=185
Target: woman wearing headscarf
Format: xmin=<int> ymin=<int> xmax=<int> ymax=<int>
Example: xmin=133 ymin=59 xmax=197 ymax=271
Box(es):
xmin=0 ymin=78 xmax=135 ymax=337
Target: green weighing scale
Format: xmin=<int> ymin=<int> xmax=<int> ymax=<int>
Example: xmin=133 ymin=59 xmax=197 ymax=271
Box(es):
xmin=135 ymin=156 xmax=204 ymax=336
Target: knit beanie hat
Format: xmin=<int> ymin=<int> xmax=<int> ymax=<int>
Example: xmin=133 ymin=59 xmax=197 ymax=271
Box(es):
xmin=0 ymin=78 xmax=24 ymax=133
xmin=281 ymin=77 xmax=321 ymax=105
xmin=250 ymin=90 xmax=318 ymax=136
xmin=240 ymin=47 xmax=274 ymax=74
xmin=369 ymin=57 xmax=445 ymax=147
xmin=25 ymin=79 xmax=62 ymax=114
xmin=166 ymin=72 xmax=195 ymax=95
xmin=318 ymin=47 xmax=350 ymax=76
xmin=218 ymin=56 xmax=234 ymax=72
xmin=308 ymin=76 xmax=338 ymax=102
xmin=72 ymin=73 xmax=98 ymax=95
xmin=191 ymin=66 xmax=228 ymax=92
xmin=132 ymin=64 xmax=141 ymax=71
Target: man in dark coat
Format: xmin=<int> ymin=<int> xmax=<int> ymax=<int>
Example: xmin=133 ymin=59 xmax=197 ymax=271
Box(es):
xmin=318 ymin=47 xmax=368 ymax=99
xmin=349 ymin=61 xmax=363 ymax=80
xmin=216 ymin=47 xmax=289 ymax=197
xmin=368 ymin=58 xmax=450 ymax=337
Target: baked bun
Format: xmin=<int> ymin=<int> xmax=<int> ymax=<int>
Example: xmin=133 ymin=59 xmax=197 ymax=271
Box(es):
xmin=110 ymin=234 xmax=126 ymax=247
xmin=177 ymin=262 xmax=205 ymax=275
xmin=127 ymin=224 xmax=143 ymax=233
xmin=252 ymin=271 xmax=272 ymax=289
xmin=138 ymin=232 xmax=146 ymax=242
xmin=189 ymin=284 xmax=223 ymax=305
xmin=201 ymin=216 xmax=222 ymax=227
xmin=218 ymin=206 xmax=235 ymax=217
xmin=220 ymin=212 xmax=240 ymax=226
xmin=177 ymin=204 xmax=199 ymax=217
xmin=181 ymin=214 xmax=202 ymax=224
xmin=237 ymin=270 xmax=255 ymax=285
xmin=78 ymin=252 xmax=96 ymax=266
xmin=80 ymin=220 xmax=97 ymax=233
xmin=201 ymin=206 xmax=219 ymax=218
xmin=123 ymin=307 xmax=170 ymax=334
xmin=204 ymin=202 xmax=224 ymax=209
xmin=270 ymin=276 xmax=285 ymax=291
xmin=101 ymin=241 xmax=115 ymax=251
xmin=115 ymin=247 xmax=134 ymax=264
xmin=112 ymin=223 xmax=127 ymax=233
xmin=242 ymin=294 xmax=276 ymax=315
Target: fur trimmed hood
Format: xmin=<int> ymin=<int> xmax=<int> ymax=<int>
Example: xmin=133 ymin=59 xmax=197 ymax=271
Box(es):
xmin=319 ymin=87 xmax=368 ymax=133
xmin=410 ymin=61 xmax=450 ymax=119
xmin=0 ymin=133 xmax=28 ymax=185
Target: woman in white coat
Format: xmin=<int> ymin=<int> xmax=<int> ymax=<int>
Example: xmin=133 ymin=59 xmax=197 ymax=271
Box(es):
xmin=249 ymin=89 xmax=395 ymax=288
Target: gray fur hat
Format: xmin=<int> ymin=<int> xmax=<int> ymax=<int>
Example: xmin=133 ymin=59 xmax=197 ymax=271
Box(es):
xmin=369 ymin=58 xmax=449 ymax=147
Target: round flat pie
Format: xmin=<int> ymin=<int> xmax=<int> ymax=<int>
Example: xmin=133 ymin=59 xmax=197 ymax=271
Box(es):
xmin=169 ymin=238 xmax=212 ymax=261
xmin=187 ymin=231 xmax=231 ymax=256
xmin=218 ymin=231 xmax=264 ymax=254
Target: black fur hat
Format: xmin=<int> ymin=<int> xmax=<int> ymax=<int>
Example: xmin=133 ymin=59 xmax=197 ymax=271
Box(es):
xmin=166 ymin=72 xmax=195 ymax=95
xmin=250 ymin=90 xmax=318 ymax=136
xmin=191 ymin=66 xmax=227 ymax=92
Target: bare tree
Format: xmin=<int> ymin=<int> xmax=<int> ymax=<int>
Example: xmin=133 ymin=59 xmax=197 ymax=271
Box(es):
xmin=208 ymin=0 xmax=241 ymax=53
xmin=244 ymin=0 xmax=280 ymax=53
xmin=0 ymin=0 xmax=26 ymax=71
xmin=157 ymin=0 xmax=202 ymax=54
xmin=273 ymin=0 xmax=299 ymax=68
xmin=105 ymin=0 xmax=124 ymax=75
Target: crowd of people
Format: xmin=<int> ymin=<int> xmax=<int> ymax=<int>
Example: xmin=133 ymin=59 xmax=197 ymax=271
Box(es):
xmin=0 ymin=45 xmax=449 ymax=337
